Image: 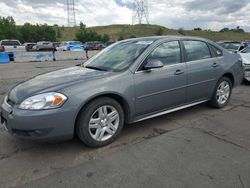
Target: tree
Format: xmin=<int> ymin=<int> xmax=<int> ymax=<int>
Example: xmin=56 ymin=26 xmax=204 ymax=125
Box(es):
xmin=56 ymin=27 xmax=62 ymax=40
xmin=178 ymin=28 xmax=185 ymax=36
xmin=193 ymin=27 xmax=202 ymax=31
xmin=19 ymin=23 xmax=56 ymax=42
xmin=220 ymin=26 xmax=245 ymax=33
xmin=232 ymin=26 xmax=245 ymax=33
xmin=80 ymin=22 xmax=86 ymax=30
xmin=0 ymin=16 xmax=19 ymax=40
xmin=219 ymin=28 xmax=230 ymax=32
xmin=118 ymin=36 xmax=124 ymax=41
xmin=155 ymin=27 xmax=164 ymax=36
xmin=75 ymin=22 xmax=109 ymax=42
xmin=102 ymin=34 xmax=110 ymax=43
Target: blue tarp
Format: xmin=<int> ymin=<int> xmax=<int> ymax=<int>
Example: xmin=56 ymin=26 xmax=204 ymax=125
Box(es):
xmin=0 ymin=52 xmax=9 ymax=64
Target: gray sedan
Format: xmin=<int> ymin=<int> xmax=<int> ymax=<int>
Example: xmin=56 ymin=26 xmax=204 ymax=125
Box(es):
xmin=0 ymin=36 xmax=244 ymax=147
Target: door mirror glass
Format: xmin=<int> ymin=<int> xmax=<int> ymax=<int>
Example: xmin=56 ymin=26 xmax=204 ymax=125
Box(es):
xmin=144 ymin=59 xmax=164 ymax=70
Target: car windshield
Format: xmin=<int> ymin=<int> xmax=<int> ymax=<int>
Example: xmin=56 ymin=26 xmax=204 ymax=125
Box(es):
xmin=85 ymin=40 xmax=153 ymax=72
xmin=218 ymin=42 xmax=241 ymax=50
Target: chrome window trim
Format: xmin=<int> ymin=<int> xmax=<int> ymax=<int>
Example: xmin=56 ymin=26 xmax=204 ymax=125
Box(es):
xmin=134 ymin=40 xmax=183 ymax=73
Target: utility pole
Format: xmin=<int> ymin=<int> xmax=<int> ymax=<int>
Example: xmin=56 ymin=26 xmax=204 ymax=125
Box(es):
xmin=67 ymin=0 xmax=76 ymax=27
xmin=132 ymin=0 xmax=149 ymax=25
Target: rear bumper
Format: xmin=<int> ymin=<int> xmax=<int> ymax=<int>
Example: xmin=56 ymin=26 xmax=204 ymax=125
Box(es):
xmin=0 ymin=100 xmax=75 ymax=141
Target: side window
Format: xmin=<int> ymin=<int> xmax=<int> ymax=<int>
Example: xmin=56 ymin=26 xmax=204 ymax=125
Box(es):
xmin=183 ymin=41 xmax=211 ymax=61
xmin=147 ymin=41 xmax=181 ymax=66
xmin=209 ymin=44 xmax=223 ymax=57
xmin=239 ymin=44 xmax=246 ymax=52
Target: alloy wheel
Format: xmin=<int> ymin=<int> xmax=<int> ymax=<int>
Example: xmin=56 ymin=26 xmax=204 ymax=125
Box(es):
xmin=216 ymin=81 xmax=230 ymax=105
xmin=88 ymin=105 xmax=119 ymax=142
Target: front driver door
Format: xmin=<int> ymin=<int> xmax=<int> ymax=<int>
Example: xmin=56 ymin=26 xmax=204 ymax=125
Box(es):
xmin=134 ymin=41 xmax=187 ymax=118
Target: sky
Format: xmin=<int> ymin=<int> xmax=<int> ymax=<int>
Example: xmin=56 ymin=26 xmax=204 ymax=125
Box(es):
xmin=0 ymin=0 xmax=250 ymax=31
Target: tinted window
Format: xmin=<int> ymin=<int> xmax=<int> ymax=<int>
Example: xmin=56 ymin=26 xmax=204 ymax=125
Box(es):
xmin=183 ymin=41 xmax=211 ymax=61
xmin=209 ymin=44 xmax=223 ymax=57
xmin=147 ymin=41 xmax=181 ymax=66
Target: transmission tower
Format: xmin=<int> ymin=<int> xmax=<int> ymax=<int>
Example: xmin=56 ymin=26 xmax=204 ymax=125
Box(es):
xmin=132 ymin=0 xmax=149 ymax=25
xmin=67 ymin=0 xmax=76 ymax=26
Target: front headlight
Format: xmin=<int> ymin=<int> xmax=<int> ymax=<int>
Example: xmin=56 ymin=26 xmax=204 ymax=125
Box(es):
xmin=19 ymin=92 xmax=67 ymax=110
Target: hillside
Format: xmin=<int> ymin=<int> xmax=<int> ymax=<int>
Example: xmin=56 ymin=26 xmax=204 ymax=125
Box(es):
xmin=58 ymin=24 xmax=250 ymax=42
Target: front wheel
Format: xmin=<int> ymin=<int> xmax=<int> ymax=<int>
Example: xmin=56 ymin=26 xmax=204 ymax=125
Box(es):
xmin=210 ymin=77 xmax=232 ymax=108
xmin=76 ymin=97 xmax=124 ymax=147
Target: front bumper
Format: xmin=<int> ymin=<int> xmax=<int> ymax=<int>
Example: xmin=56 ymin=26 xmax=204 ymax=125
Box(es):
xmin=244 ymin=64 xmax=250 ymax=82
xmin=0 ymin=99 xmax=75 ymax=141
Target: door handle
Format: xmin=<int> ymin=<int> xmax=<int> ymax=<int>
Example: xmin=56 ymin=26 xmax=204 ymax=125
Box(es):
xmin=175 ymin=69 xmax=184 ymax=75
xmin=212 ymin=62 xmax=219 ymax=67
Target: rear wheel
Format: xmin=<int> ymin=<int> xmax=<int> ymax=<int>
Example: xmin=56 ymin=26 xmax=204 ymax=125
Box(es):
xmin=76 ymin=97 xmax=124 ymax=147
xmin=210 ymin=77 xmax=232 ymax=108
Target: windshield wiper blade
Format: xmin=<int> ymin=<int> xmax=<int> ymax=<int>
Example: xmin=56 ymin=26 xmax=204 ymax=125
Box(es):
xmin=85 ymin=66 xmax=110 ymax=71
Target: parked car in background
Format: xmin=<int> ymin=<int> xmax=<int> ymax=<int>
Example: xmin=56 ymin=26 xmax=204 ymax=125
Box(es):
xmin=0 ymin=40 xmax=25 ymax=60
xmin=53 ymin=42 xmax=60 ymax=48
xmin=0 ymin=45 xmax=4 ymax=52
xmin=217 ymin=41 xmax=247 ymax=53
xmin=56 ymin=41 xmax=85 ymax=51
xmin=92 ymin=43 xmax=106 ymax=50
xmin=238 ymin=44 xmax=250 ymax=82
xmin=32 ymin=41 xmax=56 ymax=51
xmin=1 ymin=36 xmax=244 ymax=147
xmin=86 ymin=41 xmax=106 ymax=50
xmin=24 ymin=43 xmax=36 ymax=52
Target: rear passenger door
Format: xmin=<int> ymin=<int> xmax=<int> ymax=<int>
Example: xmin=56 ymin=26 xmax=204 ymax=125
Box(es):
xmin=182 ymin=40 xmax=221 ymax=103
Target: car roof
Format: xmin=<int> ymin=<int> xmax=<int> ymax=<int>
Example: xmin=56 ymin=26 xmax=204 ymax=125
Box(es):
xmin=217 ymin=41 xmax=241 ymax=43
xmin=1 ymin=39 xmax=20 ymax=41
xmin=66 ymin=41 xmax=81 ymax=42
xmin=122 ymin=35 xmax=213 ymax=43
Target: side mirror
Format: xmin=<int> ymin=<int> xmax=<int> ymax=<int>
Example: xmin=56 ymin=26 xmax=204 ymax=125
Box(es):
xmin=144 ymin=59 xmax=164 ymax=71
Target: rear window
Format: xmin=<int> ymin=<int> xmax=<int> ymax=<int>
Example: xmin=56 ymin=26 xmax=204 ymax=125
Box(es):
xmin=1 ymin=41 xmax=21 ymax=46
xmin=183 ymin=40 xmax=211 ymax=61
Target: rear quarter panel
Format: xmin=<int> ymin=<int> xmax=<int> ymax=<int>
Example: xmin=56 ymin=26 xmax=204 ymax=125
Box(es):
xmin=221 ymin=51 xmax=244 ymax=86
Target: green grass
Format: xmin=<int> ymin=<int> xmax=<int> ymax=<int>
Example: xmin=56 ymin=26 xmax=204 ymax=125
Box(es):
xmin=58 ymin=24 xmax=250 ymax=42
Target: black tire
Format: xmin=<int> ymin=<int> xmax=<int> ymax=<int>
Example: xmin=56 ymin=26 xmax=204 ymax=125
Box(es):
xmin=210 ymin=77 xmax=232 ymax=108
xmin=76 ymin=97 xmax=124 ymax=147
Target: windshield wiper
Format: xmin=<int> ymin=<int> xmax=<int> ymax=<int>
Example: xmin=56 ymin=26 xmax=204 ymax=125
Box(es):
xmin=85 ymin=65 xmax=110 ymax=71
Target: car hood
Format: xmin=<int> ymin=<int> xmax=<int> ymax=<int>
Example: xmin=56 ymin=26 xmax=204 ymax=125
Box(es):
xmin=240 ymin=53 xmax=250 ymax=65
xmin=8 ymin=66 xmax=111 ymax=103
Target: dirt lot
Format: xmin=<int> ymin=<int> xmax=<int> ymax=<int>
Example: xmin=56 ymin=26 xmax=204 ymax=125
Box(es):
xmin=0 ymin=61 xmax=250 ymax=188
